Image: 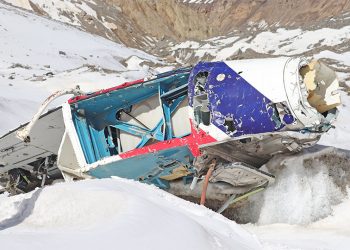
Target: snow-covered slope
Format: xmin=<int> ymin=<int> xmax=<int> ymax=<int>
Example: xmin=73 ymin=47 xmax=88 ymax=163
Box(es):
xmin=245 ymin=198 xmax=350 ymax=250
xmin=169 ymin=25 xmax=350 ymax=66
xmin=1 ymin=173 xmax=350 ymax=250
xmin=0 ymin=178 xmax=262 ymax=250
xmin=4 ymin=0 xmax=350 ymax=52
xmin=1 ymin=2 xmax=350 ymax=250
xmin=0 ymin=2 xmax=161 ymax=135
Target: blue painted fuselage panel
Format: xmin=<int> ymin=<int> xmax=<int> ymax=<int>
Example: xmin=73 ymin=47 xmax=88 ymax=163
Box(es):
xmin=88 ymin=146 xmax=194 ymax=189
xmin=188 ymin=62 xmax=285 ymax=137
xmin=71 ymin=70 xmax=191 ymax=164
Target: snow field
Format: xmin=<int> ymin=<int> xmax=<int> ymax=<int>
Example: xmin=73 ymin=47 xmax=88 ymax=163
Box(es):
xmin=0 ymin=178 xmax=262 ymax=250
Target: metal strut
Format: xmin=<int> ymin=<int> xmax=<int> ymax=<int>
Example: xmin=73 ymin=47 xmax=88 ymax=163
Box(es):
xmin=217 ymin=182 xmax=268 ymax=214
xmin=16 ymin=86 xmax=84 ymax=142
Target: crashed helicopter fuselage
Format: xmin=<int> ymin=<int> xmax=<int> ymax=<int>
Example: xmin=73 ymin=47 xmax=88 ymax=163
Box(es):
xmin=0 ymin=57 xmax=341 ymax=212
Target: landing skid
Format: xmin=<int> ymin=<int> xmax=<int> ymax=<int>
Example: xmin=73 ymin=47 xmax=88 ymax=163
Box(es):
xmin=168 ymin=160 xmax=274 ymax=208
xmin=217 ymin=182 xmax=267 ymax=214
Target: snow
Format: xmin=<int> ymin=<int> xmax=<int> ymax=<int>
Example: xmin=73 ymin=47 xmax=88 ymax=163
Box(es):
xmin=245 ymin=221 xmax=350 ymax=250
xmin=315 ymin=50 xmax=350 ymax=68
xmin=2 ymin=0 xmax=32 ymax=10
xmin=1 ymin=167 xmax=349 ymax=250
xmin=0 ymin=3 xmax=156 ymax=72
xmin=318 ymin=92 xmax=350 ymax=150
xmin=214 ymin=26 xmax=350 ymax=59
xmin=79 ymin=2 xmax=97 ymax=19
xmin=0 ymin=178 xmax=262 ymax=250
xmin=124 ymin=55 xmax=147 ymax=71
xmin=1 ymin=2 xmax=350 ymax=250
xmin=4 ymin=0 xmax=98 ymax=25
xmin=232 ymin=148 xmax=350 ymax=249
xmin=0 ymin=2 xmax=159 ymax=135
xmin=244 ymin=192 xmax=350 ymax=249
xmin=171 ymin=25 xmax=350 ymax=63
xmin=252 ymin=159 xmax=344 ymax=225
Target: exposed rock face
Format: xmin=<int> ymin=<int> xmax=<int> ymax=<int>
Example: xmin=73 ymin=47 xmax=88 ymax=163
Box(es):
xmin=3 ymin=0 xmax=350 ymax=77
xmin=5 ymin=0 xmax=350 ymax=45
xmin=108 ymin=0 xmax=350 ymax=41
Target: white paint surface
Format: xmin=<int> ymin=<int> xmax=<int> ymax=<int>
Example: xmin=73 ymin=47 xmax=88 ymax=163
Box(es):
xmin=225 ymin=58 xmax=290 ymax=103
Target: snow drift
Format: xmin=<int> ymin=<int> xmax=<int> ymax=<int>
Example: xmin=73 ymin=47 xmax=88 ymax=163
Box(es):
xmin=235 ymin=147 xmax=350 ymax=249
xmin=231 ymin=146 xmax=350 ymax=225
xmin=0 ymin=178 xmax=262 ymax=250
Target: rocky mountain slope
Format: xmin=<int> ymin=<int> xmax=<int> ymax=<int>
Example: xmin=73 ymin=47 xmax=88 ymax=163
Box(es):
xmin=1 ymin=2 xmax=350 ymax=249
xmin=3 ymin=0 xmax=350 ymax=84
xmin=4 ymin=0 xmax=350 ymax=51
xmin=4 ymin=0 xmax=350 ymax=39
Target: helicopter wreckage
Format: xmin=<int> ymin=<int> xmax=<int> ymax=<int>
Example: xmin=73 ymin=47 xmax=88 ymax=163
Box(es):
xmin=0 ymin=57 xmax=343 ymax=213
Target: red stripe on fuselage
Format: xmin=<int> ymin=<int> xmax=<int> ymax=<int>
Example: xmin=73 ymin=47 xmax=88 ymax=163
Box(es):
xmin=68 ymin=79 xmax=144 ymax=104
xmin=119 ymin=123 xmax=216 ymax=159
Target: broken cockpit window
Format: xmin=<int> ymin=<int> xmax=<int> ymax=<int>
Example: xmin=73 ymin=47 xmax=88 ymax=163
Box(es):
xmin=193 ymin=71 xmax=211 ymax=126
xmin=194 ymin=71 xmax=209 ymax=95
xmin=224 ymin=116 xmax=236 ymax=133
